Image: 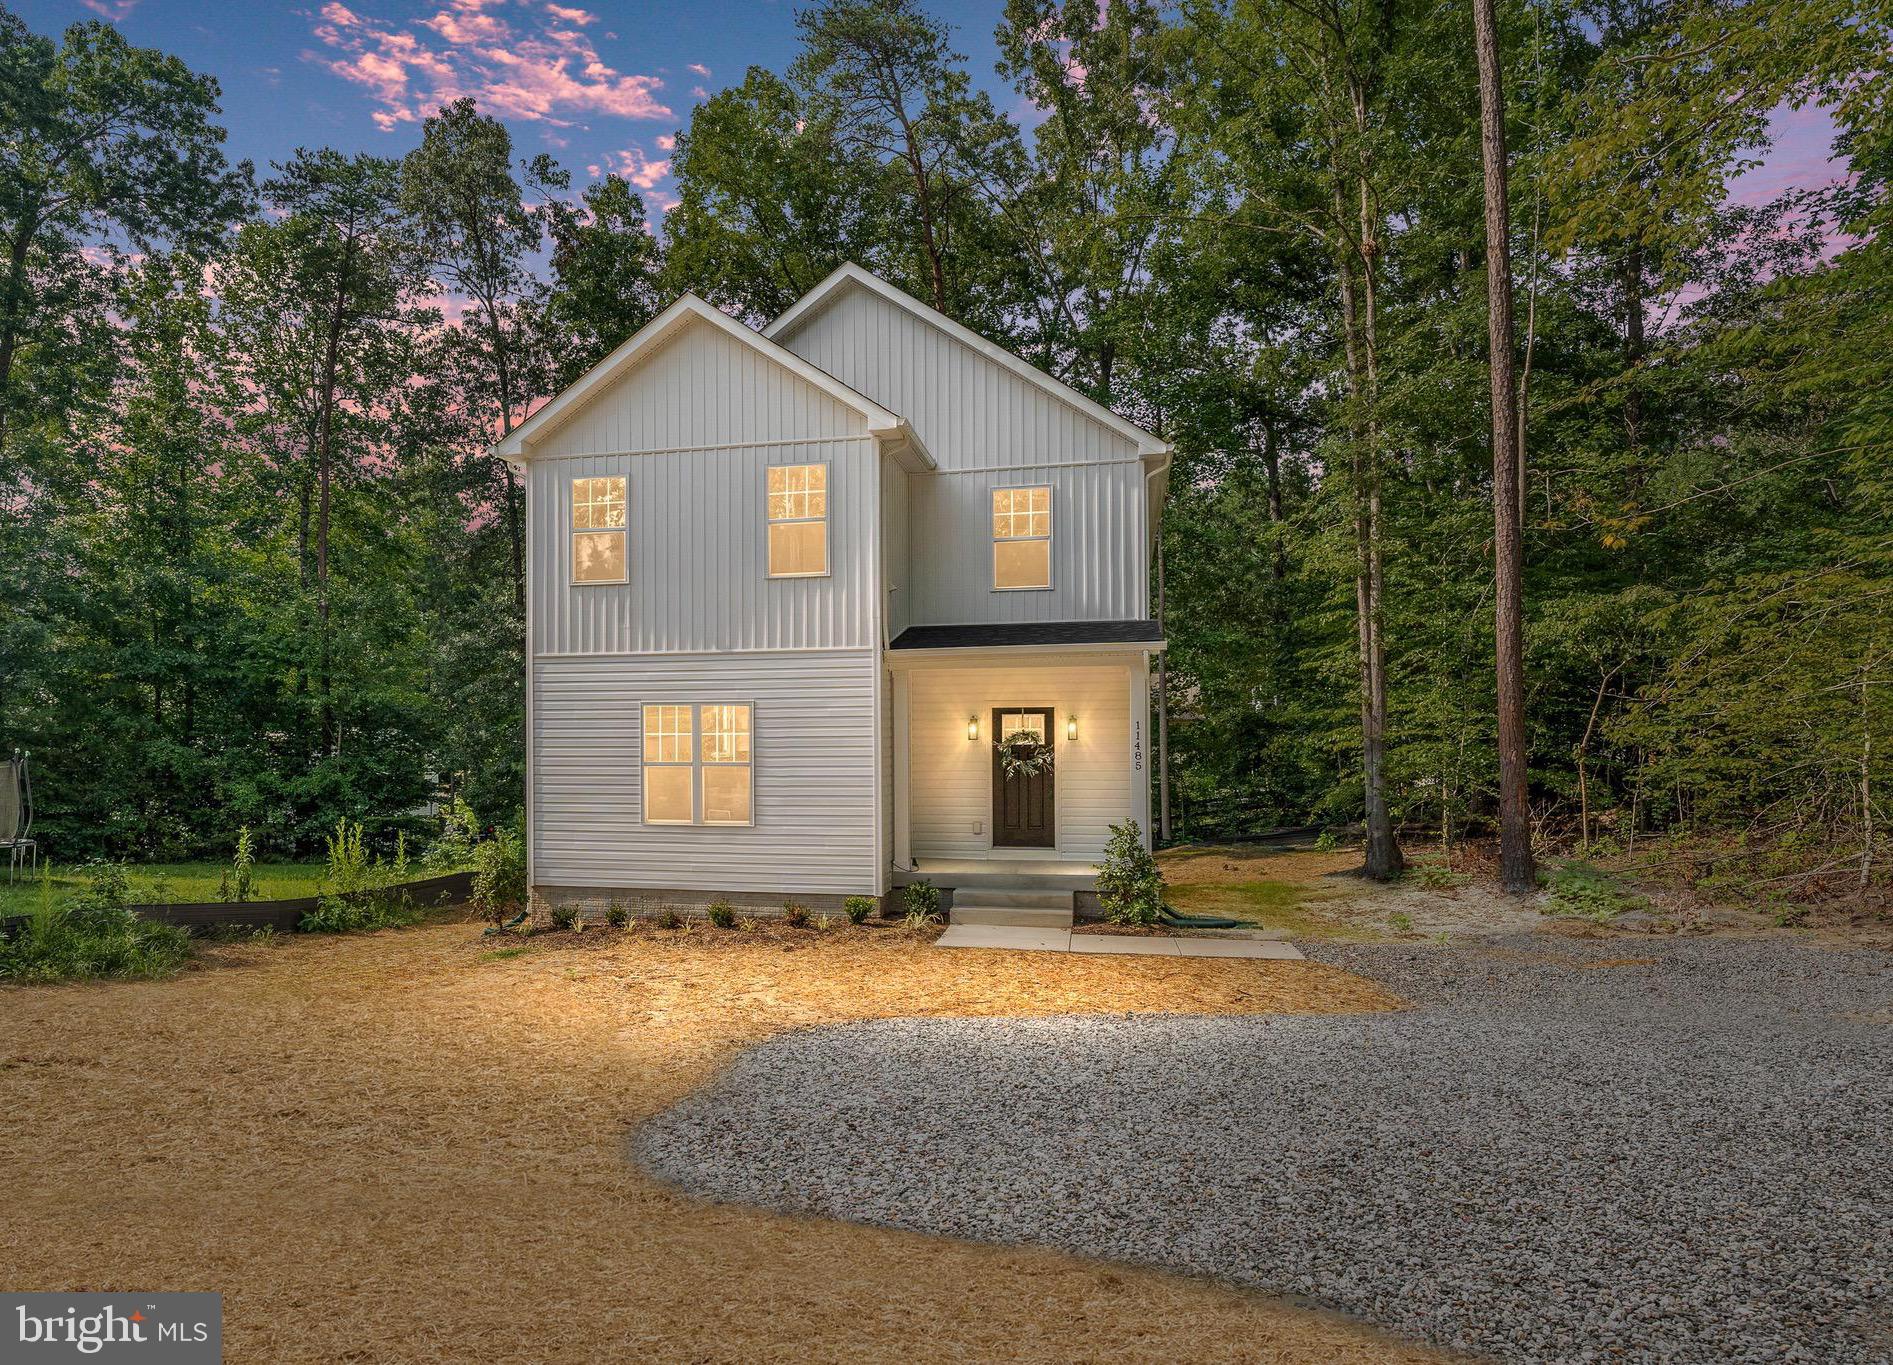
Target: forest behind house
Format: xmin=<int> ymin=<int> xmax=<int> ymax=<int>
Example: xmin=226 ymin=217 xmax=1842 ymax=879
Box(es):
xmin=2 ymin=0 xmax=1888 ymax=907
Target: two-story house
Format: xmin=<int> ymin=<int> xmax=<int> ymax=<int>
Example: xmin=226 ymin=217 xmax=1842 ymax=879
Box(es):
xmin=495 ymin=263 xmax=1169 ymax=924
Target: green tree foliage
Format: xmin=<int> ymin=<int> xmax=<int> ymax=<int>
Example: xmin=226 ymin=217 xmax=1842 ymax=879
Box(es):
xmin=0 ymin=0 xmax=1886 ymax=903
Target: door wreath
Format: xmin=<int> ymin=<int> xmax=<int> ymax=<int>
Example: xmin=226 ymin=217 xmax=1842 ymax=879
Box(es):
xmin=996 ymin=729 xmax=1055 ymax=779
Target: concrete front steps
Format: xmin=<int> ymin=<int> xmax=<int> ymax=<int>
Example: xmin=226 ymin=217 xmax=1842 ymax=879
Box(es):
xmin=947 ymin=887 xmax=1074 ymax=929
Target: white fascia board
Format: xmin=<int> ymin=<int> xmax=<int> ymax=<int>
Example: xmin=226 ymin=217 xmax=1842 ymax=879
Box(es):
xmin=490 ymin=293 xmax=917 ymax=462
xmin=764 ymin=263 xmax=1173 ymax=459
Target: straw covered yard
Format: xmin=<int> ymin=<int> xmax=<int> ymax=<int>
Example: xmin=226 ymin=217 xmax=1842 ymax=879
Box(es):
xmin=1 ymin=918 xmax=1434 ymax=1363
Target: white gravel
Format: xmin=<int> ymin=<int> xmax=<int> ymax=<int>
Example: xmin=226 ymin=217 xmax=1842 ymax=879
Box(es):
xmin=632 ymin=938 xmax=1893 ymax=1363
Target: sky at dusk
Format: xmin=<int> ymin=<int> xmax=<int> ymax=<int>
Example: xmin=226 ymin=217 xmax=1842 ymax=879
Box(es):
xmin=13 ymin=0 xmax=1848 ymax=225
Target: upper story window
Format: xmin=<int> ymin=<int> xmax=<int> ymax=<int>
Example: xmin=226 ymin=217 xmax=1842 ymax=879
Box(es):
xmin=571 ymin=475 xmax=628 ymax=584
xmin=992 ymin=485 xmax=1052 ymax=590
xmin=641 ymin=703 xmax=753 ymax=826
xmin=767 ymin=463 xmax=828 ymax=577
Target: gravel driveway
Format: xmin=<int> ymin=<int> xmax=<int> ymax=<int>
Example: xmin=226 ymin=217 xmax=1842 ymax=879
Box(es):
xmin=633 ymin=938 xmax=1893 ymax=1363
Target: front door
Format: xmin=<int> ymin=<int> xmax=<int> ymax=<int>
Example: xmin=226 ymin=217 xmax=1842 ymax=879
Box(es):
xmin=992 ymin=708 xmax=1055 ymax=848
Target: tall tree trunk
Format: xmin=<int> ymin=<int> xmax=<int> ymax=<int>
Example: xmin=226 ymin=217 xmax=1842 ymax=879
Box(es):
xmin=1337 ymin=155 xmax=1403 ymax=880
xmin=0 ymin=225 xmax=33 ymax=457
xmin=488 ymin=314 xmax=527 ymax=613
xmin=315 ymin=283 xmax=345 ymax=758
xmin=1473 ymin=0 xmax=1535 ymax=893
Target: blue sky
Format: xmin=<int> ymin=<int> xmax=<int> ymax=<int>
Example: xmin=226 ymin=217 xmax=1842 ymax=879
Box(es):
xmin=14 ymin=0 xmax=1018 ymax=214
xmin=15 ymin=0 xmax=1845 ymax=227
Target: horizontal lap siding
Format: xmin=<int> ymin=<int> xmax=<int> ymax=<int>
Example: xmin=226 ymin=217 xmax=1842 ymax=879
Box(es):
xmin=906 ymin=659 xmax=1135 ymax=863
xmin=532 ymin=651 xmax=878 ymax=895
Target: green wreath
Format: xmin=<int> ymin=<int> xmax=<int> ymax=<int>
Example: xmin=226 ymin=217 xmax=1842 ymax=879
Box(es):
xmin=996 ymin=729 xmax=1055 ymax=779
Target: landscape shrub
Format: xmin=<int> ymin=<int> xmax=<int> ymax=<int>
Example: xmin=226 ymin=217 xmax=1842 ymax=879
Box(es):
xmin=707 ymin=900 xmax=737 ymax=929
xmin=0 ymin=868 xmax=191 ymax=983
xmin=654 ymin=908 xmax=684 ymax=930
xmin=605 ymin=901 xmax=630 ymax=928
xmin=546 ymin=901 xmax=582 ymax=932
xmin=842 ymin=895 xmax=875 ymax=925
xmin=218 ymin=827 xmax=256 ymax=904
xmin=1097 ymin=820 xmax=1163 ymax=925
xmin=901 ymin=880 xmax=940 ymax=922
xmin=1313 ymin=829 xmax=1341 ymax=852
xmin=779 ymin=900 xmax=811 ymax=928
xmin=469 ymin=828 xmax=528 ymax=927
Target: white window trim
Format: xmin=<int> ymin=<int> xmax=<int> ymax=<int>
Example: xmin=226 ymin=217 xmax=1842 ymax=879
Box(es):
xmin=570 ymin=474 xmax=629 ymax=586
xmin=766 ymin=461 xmax=831 ymax=580
xmin=640 ymin=701 xmax=755 ymax=828
xmin=991 ymin=483 xmax=1054 ymax=592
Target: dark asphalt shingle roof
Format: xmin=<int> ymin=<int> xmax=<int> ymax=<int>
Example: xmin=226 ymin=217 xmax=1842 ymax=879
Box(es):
xmin=888 ymin=620 xmax=1165 ymax=650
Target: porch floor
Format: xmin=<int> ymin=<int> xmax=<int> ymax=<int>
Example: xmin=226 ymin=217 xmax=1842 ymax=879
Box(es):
xmin=894 ymin=858 xmax=1101 ymax=892
xmin=935 ymin=924 xmax=1305 ymax=960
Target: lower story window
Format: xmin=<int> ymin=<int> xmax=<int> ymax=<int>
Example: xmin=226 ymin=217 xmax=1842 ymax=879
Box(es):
xmin=641 ymin=703 xmax=752 ymax=826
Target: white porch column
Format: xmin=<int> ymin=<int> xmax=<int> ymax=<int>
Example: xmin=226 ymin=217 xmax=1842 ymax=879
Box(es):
xmin=892 ymin=667 xmax=913 ymax=871
xmin=1130 ymin=653 xmax=1151 ymax=847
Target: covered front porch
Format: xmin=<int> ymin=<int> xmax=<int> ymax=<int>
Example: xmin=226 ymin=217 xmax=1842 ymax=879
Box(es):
xmin=883 ymin=620 xmax=1162 ymax=905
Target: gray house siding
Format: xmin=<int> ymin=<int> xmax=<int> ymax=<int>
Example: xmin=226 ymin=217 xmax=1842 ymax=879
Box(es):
xmin=531 ymin=650 xmax=879 ymax=896
xmin=524 ymin=311 xmax=885 ymax=900
xmin=778 ymin=285 xmax=1148 ymax=626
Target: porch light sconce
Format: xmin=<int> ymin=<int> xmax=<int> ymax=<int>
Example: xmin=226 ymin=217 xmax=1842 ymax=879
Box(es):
xmin=967 ymin=717 xmax=980 ymax=741
xmin=1067 ymin=717 xmax=1079 ymax=741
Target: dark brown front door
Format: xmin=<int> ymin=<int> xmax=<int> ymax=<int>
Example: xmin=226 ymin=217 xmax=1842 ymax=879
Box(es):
xmin=992 ymin=707 xmax=1055 ymax=848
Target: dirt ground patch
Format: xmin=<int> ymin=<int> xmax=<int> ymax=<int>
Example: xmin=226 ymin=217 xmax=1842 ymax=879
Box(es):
xmin=1161 ymin=844 xmax=1546 ymax=941
xmin=1 ymin=920 xmax=1433 ymax=1364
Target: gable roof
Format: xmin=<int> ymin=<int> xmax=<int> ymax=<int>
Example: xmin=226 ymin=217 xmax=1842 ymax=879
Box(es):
xmin=762 ymin=262 xmax=1172 ymax=460
xmin=492 ymin=293 xmax=934 ymax=469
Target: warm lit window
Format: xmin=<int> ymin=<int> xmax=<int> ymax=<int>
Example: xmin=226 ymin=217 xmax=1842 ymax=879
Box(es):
xmin=767 ymin=463 xmax=828 ymax=577
xmin=641 ymin=704 xmax=693 ymax=823
xmin=641 ymin=703 xmax=753 ymax=826
xmin=572 ymin=475 xmax=627 ymax=583
xmin=699 ymin=704 xmax=752 ymax=825
xmin=992 ymin=485 xmax=1051 ymax=589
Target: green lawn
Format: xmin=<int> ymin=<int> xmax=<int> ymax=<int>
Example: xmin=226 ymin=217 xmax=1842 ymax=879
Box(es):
xmin=0 ymin=862 xmax=329 ymax=917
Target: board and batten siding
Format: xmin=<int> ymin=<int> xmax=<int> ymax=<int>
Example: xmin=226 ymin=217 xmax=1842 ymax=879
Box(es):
xmin=881 ymin=454 xmax=911 ymax=641
xmin=778 ymin=284 xmax=1148 ymax=626
xmin=531 ymin=315 xmax=868 ymax=455
xmin=531 ymin=650 xmax=879 ymax=895
xmin=527 ymin=438 xmax=877 ymax=655
xmin=905 ymin=659 xmax=1137 ymax=863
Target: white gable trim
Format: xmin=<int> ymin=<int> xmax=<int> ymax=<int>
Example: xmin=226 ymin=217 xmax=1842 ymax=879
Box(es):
xmin=492 ymin=293 xmax=934 ymax=469
xmin=763 ymin=263 xmax=1172 ymax=459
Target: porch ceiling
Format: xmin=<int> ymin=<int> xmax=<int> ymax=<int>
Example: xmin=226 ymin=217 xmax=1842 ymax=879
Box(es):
xmin=888 ymin=620 xmax=1164 ymax=651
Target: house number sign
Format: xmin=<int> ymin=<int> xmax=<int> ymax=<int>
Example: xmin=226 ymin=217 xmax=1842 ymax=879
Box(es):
xmin=1132 ymin=717 xmax=1144 ymax=773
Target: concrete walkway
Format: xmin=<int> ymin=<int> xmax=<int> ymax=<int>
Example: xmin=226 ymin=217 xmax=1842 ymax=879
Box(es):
xmin=934 ymin=924 xmax=1305 ymax=959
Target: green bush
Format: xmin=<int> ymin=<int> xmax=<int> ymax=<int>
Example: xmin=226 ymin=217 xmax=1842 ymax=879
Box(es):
xmin=707 ymin=900 xmax=737 ymax=929
xmin=220 ymin=827 xmax=257 ymax=904
xmin=421 ymin=797 xmax=479 ymax=872
xmin=605 ymin=900 xmax=630 ymax=928
xmin=302 ymin=821 xmax=424 ymax=933
xmin=1313 ymin=829 xmax=1341 ymax=852
xmin=654 ymin=908 xmax=684 ymax=930
xmin=546 ymin=901 xmax=582 ymax=932
xmin=0 ymin=868 xmax=192 ymax=983
xmin=901 ymin=880 xmax=940 ymax=922
xmin=843 ymin=895 xmax=876 ymax=925
xmin=1097 ymin=820 xmax=1163 ymax=926
xmin=469 ymin=828 xmax=528 ymax=926
xmin=780 ymin=900 xmax=811 ymax=928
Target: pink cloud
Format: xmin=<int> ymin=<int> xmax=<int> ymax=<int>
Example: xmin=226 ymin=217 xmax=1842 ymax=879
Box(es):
xmin=690 ymin=85 xmax=709 ymax=100
xmin=545 ymin=3 xmax=597 ymax=22
xmin=311 ymin=0 xmax=671 ymax=130
xmin=605 ymin=146 xmax=671 ymax=190
xmin=687 ymin=62 xmax=710 ymax=77
xmin=80 ymin=0 xmax=139 ymax=18
xmin=655 ymin=133 xmax=675 ymax=151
